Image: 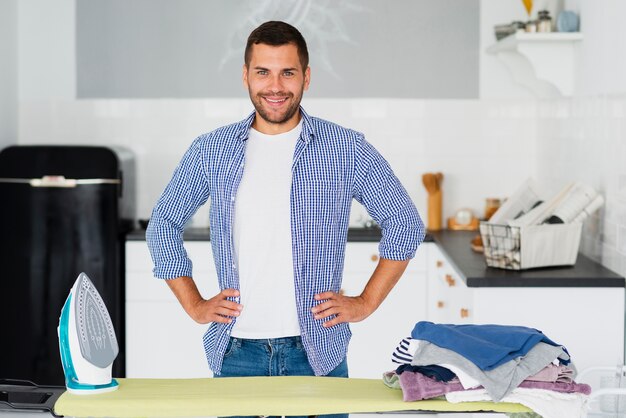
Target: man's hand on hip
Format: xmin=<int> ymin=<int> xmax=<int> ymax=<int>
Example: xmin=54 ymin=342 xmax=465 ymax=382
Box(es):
xmin=165 ymin=276 xmax=242 ymax=325
xmin=310 ymin=258 xmax=411 ymax=328
xmin=311 ymin=291 xmax=374 ymax=328
xmin=190 ymin=289 xmax=243 ymax=324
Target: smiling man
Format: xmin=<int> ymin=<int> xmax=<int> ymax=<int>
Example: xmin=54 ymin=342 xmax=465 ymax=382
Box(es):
xmin=147 ymin=21 xmax=424 ymax=418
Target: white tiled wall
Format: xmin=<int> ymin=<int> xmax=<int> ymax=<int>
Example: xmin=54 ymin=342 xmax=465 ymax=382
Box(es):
xmin=533 ymin=0 xmax=626 ymax=277
xmin=535 ymin=94 xmax=626 ymax=277
xmin=18 ymin=98 xmax=537 ymax=228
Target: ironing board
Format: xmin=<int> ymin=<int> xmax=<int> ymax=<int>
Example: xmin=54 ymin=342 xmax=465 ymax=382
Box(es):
xmin=54 ymin=376 xmax=532 ymax=417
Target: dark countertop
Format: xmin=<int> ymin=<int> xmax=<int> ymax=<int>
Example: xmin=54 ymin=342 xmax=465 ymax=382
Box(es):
xmin=430 ymin=229 xmax=625 ymax=288
xmin=126 ymin=226 xmax=386 ymax=242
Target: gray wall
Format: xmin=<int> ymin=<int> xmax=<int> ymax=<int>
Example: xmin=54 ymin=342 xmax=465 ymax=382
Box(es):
xmin=0 ymin=0 xmax=17 ymax=149
xmin=77 ymin=0 xmax=479 ymax=99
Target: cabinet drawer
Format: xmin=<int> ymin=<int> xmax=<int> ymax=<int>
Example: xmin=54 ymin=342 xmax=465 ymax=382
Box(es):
xmin=427 ymin=246 xmax=473 ymax=324
xmin=126 ymin=269 xmax=220 ymax=302
xmin=344 ymin=242 xmax=427 ymax=274
xmin=125 ymin=301 xmax=211 ymax=378
xmin=126 ymin=241 xmax=153 ymax=272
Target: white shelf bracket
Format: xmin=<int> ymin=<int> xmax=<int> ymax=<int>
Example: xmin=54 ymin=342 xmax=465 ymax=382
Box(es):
xmin=487 ymin=33 xmax=583 ymax=98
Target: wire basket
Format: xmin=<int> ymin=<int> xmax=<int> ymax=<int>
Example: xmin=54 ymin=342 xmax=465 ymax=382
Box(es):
xmin=479 ymin=222 xmax=583 ymax=270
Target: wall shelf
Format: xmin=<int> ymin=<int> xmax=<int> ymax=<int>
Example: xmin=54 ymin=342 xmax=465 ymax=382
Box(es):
xmin=487 ymin=32 xmax=583 ymax=98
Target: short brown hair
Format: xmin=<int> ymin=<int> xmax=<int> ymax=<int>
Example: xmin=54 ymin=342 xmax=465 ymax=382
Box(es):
xmin=244 ymin=21 xmax=309 ymax=70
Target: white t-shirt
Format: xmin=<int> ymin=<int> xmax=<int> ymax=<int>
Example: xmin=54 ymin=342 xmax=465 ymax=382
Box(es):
xmin=231 ymin=121 xmax=302 ymax=338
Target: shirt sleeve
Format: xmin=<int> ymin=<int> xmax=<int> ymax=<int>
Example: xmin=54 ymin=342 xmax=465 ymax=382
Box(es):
xmin=146 ymin=138 xmax=210 ymax=279
xmin=352 ymin=137 xmax=425 ymax=260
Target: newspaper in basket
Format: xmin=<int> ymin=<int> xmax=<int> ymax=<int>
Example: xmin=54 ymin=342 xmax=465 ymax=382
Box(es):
xmin=479 ymin=222 xmax=583 ymax=270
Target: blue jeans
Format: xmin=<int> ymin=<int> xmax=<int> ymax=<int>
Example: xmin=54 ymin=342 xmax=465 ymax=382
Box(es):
xmin=216 ymin=336 xmax=349 ymax=418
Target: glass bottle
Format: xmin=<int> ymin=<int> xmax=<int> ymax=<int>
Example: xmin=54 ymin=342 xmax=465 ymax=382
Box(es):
xmin=525 ymin=19 xmax=537 ymax=33
xmin=537 ymin=10 xmax=552 ymax=32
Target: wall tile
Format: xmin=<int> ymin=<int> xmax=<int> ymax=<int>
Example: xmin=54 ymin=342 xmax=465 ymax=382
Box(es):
xmin=536 ymin=91 xmax=626 ymax=273
xmin=18 ymin=98 xmax=536 ymax=225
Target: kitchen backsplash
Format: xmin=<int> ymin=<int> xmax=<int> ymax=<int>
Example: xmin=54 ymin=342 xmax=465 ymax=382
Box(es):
xmin=536 ymin=93 xmax=626 ymax=278
xmin=18 ymin=98 xmax=537 ymax=229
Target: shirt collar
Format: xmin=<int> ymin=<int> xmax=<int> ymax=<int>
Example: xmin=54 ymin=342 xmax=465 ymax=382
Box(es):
xmin=236 ymin=106 xmax=315 ymax=143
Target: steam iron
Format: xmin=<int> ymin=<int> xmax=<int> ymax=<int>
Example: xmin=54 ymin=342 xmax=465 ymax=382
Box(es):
xmin=58 ymin=272 xmax=119 ymax=394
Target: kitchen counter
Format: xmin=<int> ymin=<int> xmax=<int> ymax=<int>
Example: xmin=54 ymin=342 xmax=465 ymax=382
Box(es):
xmin=126 ymin=227 xmax=624 ymax=288
xmin=430 ymin=229 xmax=625 ymax=288
xmin=126 ymin=226 xmax=387 ymax=242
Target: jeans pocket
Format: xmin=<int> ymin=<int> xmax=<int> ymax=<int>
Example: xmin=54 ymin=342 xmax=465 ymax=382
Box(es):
xmin=223 ymin=338 xmax=239 ymax=358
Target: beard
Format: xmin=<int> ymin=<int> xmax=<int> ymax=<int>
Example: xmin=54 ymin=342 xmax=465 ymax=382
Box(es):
xmin=249 ymin=88 xmax=303 ymax=126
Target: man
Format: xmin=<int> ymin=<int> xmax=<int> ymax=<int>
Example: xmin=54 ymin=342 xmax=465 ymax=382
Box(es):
xmin=147 ymin=20 xmax=424 ymax=387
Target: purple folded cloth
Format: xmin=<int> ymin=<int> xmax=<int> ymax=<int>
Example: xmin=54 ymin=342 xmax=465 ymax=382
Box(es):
xmin=398 ymin=371 xmax=592 ymax=402
xmin=398 ymin=371 xmax=464 ymax=401
xmin=525 ymin=364 xmax=575 ymax=383
xmin=517 ymin=379 xmax=591 ymax=395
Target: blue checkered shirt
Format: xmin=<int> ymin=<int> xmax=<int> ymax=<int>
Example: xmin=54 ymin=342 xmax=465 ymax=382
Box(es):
xmin=146 ymin=107 xmax=425 ymax=376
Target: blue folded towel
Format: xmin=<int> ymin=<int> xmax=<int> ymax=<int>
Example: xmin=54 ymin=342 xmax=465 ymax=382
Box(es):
xmin=411 ymin=321 xmax=569 ymax=371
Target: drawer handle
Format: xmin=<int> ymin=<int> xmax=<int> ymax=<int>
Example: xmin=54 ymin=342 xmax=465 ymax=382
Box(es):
xmin=460 ymin=308 xmax=470 ymax=318
xmin=437 ymin=301 xmax=445 ymax=308
xmin=445 ymin=274 xmax=456 ymax=287
xmin=436 ymin=260 xmax=444 ymax=268
xmin=370 ymin=254 xmax=379 ymax=262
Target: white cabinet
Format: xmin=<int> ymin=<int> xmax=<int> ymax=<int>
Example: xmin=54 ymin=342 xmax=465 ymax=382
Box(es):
xmin=344 ymin=242 xmax=428 ymax=378
xmin=126 ymin=238 xmax=625 ymax=380
xmin=125 ymin=240 xmax=219 ymax=378
xmin=426 ymin=244 xmax=474 ymax=325
xmin=471 ymin=287 xmax=624 ymax=372
xmin=125 ymin=239 xmax=429 ymax=379
xmin=422 ymin=242 xmax=624 ymax=372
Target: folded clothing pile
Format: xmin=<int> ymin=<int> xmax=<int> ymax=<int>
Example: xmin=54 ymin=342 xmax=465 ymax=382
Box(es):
xmin=384 ymin=321 xmax=590 ymax=418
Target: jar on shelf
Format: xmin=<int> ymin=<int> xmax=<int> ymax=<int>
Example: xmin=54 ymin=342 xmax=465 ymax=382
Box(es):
xmin=525 ymin=19 xmax=537 ymax=33
xmin=537 ymin=10 xmax=553 ymax=32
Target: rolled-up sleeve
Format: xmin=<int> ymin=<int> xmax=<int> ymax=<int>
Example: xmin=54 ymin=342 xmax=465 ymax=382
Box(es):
xmin=352 ymin=137 xmax=425 ymax=260
xmin=146 ymin=138 xmax=210 ymax=279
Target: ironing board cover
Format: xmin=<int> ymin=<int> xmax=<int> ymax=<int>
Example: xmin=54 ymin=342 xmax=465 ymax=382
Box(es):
xmin=54 ymin=376 xmax=532 ymax=417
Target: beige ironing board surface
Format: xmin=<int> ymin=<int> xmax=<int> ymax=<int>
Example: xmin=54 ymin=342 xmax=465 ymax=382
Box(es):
xmin=54 ymin=377 xmax=532 ymax=417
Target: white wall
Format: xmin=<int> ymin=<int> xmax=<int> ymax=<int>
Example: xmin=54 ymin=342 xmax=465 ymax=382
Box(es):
xmin=0 ymin=0 xmax=18 ymax=149
xmin=19 ymin=97 xmax=537 ymax=228
xmin=17 ymin=0 xmax=75 ymax=100
xmin=535 ymin=0 xmax=626 ymax=277
xmin=15 ymin=0 xmax=537 ymax=227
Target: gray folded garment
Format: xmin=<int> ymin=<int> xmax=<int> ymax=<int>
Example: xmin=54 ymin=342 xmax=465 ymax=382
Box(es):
xmin=411 ymin=341 xmax=568 ymax=401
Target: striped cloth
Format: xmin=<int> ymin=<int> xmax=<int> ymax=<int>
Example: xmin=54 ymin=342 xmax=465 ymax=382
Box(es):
xmin=392 ymin=337 xmax=420 ymax=364
xmin=146 ymin=107 xmax=424 ymax=376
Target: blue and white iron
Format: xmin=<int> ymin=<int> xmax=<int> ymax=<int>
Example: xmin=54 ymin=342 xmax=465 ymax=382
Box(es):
xmin=58 ymin=272 xmax=119 ymax=394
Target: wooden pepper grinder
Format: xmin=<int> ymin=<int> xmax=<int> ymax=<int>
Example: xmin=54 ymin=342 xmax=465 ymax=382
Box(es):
xmin=422 ymin=172 xmax=443 ymax=231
